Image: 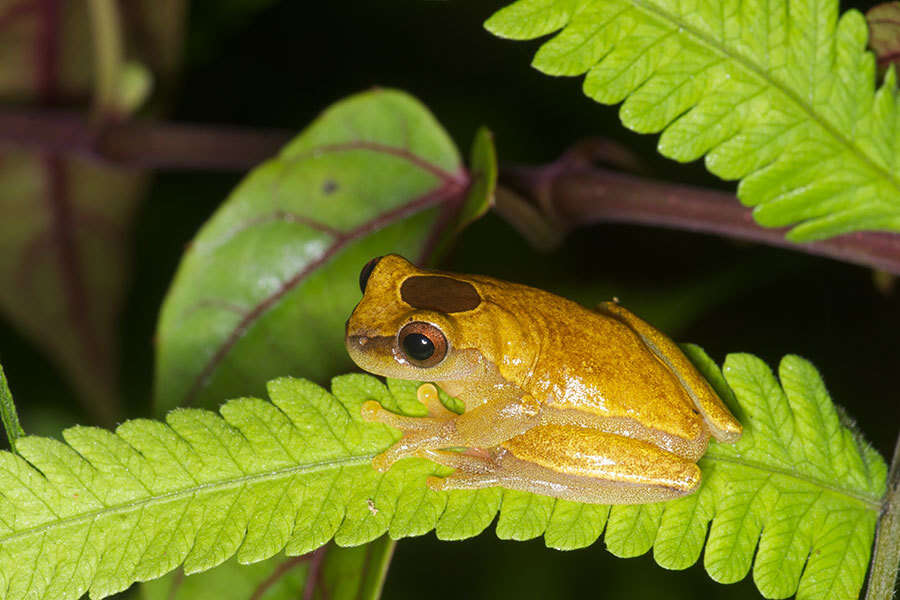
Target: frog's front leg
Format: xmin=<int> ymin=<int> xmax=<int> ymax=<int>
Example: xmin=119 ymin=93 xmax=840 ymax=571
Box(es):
xmin=362 ymin=384 xmax=541 ymax=471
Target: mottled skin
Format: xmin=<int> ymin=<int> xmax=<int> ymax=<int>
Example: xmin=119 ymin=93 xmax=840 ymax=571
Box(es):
xmin=345 ymin=255 xmax=742 ymax=504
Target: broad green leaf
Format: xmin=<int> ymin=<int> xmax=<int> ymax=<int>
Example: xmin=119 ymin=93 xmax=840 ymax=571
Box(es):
xmin=0 ymin=0 xmax=185 ymax=424
xmin=141 ymin=539 xmax=394 ymax=600
xmin=154 ymin=89 xmax=487 ymax=413
xmin=0 ymin=350 xmax=885 ymax=600
xmin=486 ymin=0 xmax=900 ymax=241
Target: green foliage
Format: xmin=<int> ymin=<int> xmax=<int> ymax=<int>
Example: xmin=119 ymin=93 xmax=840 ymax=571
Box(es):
xmin=0 ymin=348 xmax=884 ymax=600
xmin=0 ymin=363 xmax=24 ymax=451
xmin=154 ymin=89 xmax=495 ymax=413
xmin=485 ymin=0 xmax=900 ymax=241
xmin=141 ymin=539 xmax=395 ymax=600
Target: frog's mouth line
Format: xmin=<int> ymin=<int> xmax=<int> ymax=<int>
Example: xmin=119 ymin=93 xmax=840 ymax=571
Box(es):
xmin=346 ymin=334 xmax=396 ymax=374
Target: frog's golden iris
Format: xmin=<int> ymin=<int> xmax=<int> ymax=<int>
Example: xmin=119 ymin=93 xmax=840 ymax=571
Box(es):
xmin=345 ymin=254 xmax=742 ymax=505
xmin=398 ymin=321 xmax=447 ymax=367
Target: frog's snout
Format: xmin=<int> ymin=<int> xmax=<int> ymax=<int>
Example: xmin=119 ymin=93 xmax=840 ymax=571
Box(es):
xmin=346 ymin=333 xmax=369 ymax=350
xmin=345 ymin=332 xmax=394 ymax=373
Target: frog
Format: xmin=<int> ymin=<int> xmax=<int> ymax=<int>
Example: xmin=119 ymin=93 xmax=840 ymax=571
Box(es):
xmin=344 ymin=254 xmax=742 ymax=504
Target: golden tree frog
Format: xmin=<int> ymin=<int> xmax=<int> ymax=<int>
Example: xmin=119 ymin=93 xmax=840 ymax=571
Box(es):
xmin=345 ymin=255 xmax=742 ymax=504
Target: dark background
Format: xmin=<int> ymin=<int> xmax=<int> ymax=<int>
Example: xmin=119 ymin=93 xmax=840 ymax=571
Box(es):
xmin=0 ymin=1 xmax=895 ymax=598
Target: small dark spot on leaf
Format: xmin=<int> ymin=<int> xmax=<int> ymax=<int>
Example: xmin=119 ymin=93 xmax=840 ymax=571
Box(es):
xmin=322 ymin=179 xmax=339 ymax=195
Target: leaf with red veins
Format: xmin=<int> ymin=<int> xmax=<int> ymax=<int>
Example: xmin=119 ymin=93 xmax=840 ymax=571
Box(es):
xmin=0 ymin=153 xmax=144 ymax=424
xmin=0 ymin=0 xmax=185 ymax=425
xmin=154 ymin=89 xmax=482 ymax=413
xmin=868 ymin=2 xmax=900 ymax=76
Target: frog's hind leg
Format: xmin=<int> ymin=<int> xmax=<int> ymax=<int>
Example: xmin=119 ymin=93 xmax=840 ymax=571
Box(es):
xmin=595 ymin=301 xmax=742 ymax=444
xmin=427 ymin=425 xmax=702 ymax=505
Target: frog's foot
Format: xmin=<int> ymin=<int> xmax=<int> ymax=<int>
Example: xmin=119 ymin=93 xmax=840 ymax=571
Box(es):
xmin=362 ymin=384 xmax=461 ymax=471
xmin=420 ymin=448 xmax=500 ymax=492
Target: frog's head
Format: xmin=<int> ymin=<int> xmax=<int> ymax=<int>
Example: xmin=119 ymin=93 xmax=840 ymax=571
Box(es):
xmin=345 ymin=254 xmax=531 ymax=382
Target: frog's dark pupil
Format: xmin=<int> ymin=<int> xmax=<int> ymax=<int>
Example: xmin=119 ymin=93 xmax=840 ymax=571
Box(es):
xmin=359 ymin=256 xmax=382 ymax=294
xmin=402 ymin=333 xmax=434 ymax=361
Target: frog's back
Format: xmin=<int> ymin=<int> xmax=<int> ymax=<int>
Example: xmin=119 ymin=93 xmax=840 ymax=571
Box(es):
xmin=503 ymin=286 xmax=707 ymax=444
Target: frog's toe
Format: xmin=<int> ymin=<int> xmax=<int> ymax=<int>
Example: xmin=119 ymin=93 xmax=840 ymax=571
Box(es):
xmin=416 ymin=383 xmax=456 ymax=418
xmin=425 ymin=475 xmax=446 ymax=491
xmin=371 ymin=441 xmax=416 ymax=471
xmin=420 ymin=449 xmax=502 ymax=491
xmin=418 ymin=448 xmax=494 ymax=473
xmin=426 ymin=471 xmax=501 ymax=492
xmin=360 ymin=401 xmax=440 ymax=432
xmin=360 ymin=401 xmax=383 ymax=422
xmin=371 ymin=450 xmax=394 ymax=472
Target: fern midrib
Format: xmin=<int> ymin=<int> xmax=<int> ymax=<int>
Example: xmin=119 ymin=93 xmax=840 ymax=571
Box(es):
xmin=702 ymin=453 xmax=882 ymax=509
xmin=2 ymin=447 xmax=882 ymax=549
xmin=629 ymin=0 xmax=900 ymax=198
xmin=0 ymin=454 xmax=375 ymax=547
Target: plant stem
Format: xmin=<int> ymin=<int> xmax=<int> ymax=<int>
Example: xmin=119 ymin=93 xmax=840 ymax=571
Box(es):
xmin=1 ymin=114 xmax=898 ymax=273
xmin=86 ymin=0 xmax=124 ymax=117
xmin=0 ymin=363 xmax=25 ymax=453
xmin=499 ymin=142 xmax=900 ymax=276
xmin=0 ymin=109 xmax=292 ymax=169
xmin=866 ymin=433 xmax=900 ymax=600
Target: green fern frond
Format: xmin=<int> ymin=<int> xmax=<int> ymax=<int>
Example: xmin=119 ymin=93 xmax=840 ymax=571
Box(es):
xmin=0 ymin=350 xmax=885 ymax=600
xmin=485 ymin=0 xmax=900 ymax=241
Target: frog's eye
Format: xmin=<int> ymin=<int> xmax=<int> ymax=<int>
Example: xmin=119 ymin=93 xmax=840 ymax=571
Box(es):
xmin=398 ymin=321 xmax=448 ymax=368
xmin=359 ymin=256 xmax=382 ymax=294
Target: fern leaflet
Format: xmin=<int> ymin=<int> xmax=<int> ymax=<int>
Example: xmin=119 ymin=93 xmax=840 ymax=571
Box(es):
xmin=0 ymin=349 xmax=885 ymax=600
xmin=485 ymin=0 xmax=900 ymax=241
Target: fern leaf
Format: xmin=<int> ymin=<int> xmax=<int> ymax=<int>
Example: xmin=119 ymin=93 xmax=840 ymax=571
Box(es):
xmin=0 ymin=350 xmax=884 ymax=600
xmin=485 ymin=0 xmax=900 ymax=241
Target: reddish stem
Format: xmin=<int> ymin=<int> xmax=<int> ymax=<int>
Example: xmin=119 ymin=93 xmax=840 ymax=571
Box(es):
xmin=0 ymin=109 xmax=292 ymax=170
xmin=500 ymin=146 xmax=900 ymax=276
xmin=2 ymin=111 xmax=899 ymax=274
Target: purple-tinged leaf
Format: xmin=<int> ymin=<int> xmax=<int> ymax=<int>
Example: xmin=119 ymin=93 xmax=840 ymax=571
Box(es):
xmin=0 ymin=0 xmax=185 ymax=424
xmin=868 ymin=2 xmax=900 ymax=75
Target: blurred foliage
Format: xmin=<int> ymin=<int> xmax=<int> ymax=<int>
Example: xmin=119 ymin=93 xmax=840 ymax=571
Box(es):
xmin=868 ymin=2 xmax=900 ymax=76
xmin=0 ymin=0 xmax=184 ymax=425
xmin=142 ymin=540 xmax=394 ymax=600
xmin=0 ymin=1 xmax=896 ymax=600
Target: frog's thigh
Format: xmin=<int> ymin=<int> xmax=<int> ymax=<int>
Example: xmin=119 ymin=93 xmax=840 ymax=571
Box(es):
xmin=430 ymin=425 xmax=701 ymax=504
xmin=596 ymin=301 xmax=742 ymax=444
